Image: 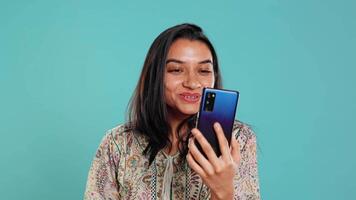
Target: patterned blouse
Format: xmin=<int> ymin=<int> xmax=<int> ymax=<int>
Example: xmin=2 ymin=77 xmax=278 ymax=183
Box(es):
xmin=84 ymin=121 xmax=260 ymax=200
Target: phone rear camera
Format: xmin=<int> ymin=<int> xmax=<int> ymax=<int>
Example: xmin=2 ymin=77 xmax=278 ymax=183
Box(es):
xmin=204 ymin=92 xmax=216 ymax=112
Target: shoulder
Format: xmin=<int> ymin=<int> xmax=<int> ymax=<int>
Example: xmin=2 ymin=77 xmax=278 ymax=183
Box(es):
xmin=97 ymin=123 xmax=134 ymax=154
xmin=106 ymin=123 xmax=134 ymax=141
xmin=100 ymin=123 xmax=148 ymax=155
xmin=232 ymin=120 xmax=257 ymax=150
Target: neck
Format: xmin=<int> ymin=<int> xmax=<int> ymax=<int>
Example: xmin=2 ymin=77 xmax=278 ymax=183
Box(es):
xmin=165 ymin=108 xmax=191 ymax=155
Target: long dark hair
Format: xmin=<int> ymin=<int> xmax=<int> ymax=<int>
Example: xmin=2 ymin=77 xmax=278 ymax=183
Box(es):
xmin=127 ymin=23 xmax=222 ymax=164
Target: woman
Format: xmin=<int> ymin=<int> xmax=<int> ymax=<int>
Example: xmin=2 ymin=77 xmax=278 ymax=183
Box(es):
xmin=84 ymin=23 xmax=260 ymax=200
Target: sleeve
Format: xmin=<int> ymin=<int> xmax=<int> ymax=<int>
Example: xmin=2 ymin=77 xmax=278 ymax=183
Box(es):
xmin=84 ymin=131 xmax=122 ymax=200
xmin=233 ymin=125 xmax=261 ymax=200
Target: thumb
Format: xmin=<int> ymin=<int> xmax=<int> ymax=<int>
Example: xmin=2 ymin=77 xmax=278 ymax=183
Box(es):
xmin=230 ymin=136 xmax=241 ymax=164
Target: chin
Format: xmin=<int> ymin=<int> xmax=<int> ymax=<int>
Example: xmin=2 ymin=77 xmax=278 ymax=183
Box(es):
xmin=179 ymin=107 xmax=199 ymax=116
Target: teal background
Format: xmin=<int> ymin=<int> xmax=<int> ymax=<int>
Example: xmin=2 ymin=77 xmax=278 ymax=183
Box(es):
xmin=0 ymin=0 xmax=355 ymax=199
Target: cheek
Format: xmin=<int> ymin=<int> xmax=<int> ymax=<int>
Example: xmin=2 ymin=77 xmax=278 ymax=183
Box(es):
xmin=164 ymin=76 xmax=183 ymax=101
xmin=164 ymin=76 xmax=182 ymax=91
xmin=201 ymin=76 xmax=215 ymax=88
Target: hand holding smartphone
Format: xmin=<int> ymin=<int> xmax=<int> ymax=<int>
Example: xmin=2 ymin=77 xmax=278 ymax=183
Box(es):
xmin=195 ymin=88 xmax=239 ymax=157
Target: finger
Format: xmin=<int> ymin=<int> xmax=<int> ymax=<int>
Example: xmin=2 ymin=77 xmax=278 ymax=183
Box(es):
xmin=191 ymin=129 xmax=220 ymax=168
xmin=186 ymin=152 xmax=207 ymax=178
xmin=188 ymin=136 xmax=215 ymax=175
xmin=213 ymin=122 xmax=230 ymax=159
xmin=230 ymin=135 xmax=241 ymax=164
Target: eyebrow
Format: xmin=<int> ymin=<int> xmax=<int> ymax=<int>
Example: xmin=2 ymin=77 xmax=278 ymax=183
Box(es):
xmin=166 ymin=58 xmax=213 ymax=64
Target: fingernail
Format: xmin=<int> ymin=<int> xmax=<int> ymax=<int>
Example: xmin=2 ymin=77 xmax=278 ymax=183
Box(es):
xmin=214 ymin=122 xmax=220 ymax=129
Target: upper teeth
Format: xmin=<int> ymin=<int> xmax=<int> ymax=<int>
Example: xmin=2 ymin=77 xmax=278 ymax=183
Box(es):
xmin=185 ymin=96 xmax=197 ymax=99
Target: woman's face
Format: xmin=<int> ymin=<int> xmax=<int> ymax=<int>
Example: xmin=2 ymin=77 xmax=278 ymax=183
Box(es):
xmin=164 ymin=38 xmax=215 ymax=118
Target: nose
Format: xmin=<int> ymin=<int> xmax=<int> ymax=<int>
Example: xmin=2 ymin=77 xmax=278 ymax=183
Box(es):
xmin=182 ymin=71 xmax=201 ymax=89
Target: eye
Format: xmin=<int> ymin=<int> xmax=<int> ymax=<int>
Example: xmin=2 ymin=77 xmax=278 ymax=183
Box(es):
xmin=167 ymin=67 xmax=183 ymax=74
xmin=199 ymin=68 xmax=213 ymax=75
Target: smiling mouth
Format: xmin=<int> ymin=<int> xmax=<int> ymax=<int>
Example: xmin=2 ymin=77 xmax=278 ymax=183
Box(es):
xmin=180 ymin=93 xmax=200 ymax=103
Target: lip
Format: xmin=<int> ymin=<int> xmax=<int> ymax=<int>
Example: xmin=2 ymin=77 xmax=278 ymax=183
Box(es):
xmin=179 ymin=92 xmax=201 ymax=103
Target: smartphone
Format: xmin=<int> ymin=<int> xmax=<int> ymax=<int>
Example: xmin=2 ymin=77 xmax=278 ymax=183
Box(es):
xmin=195 ymin=88 xmax=239 ymax=157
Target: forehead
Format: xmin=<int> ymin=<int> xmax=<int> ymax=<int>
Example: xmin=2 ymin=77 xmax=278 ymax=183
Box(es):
xmin=166 ymin=39 xmax=213 ymax=62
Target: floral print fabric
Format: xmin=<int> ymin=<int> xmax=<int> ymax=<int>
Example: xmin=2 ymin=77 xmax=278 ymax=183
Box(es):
xmin=84 ymin=121 xmax=260 ymax=199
